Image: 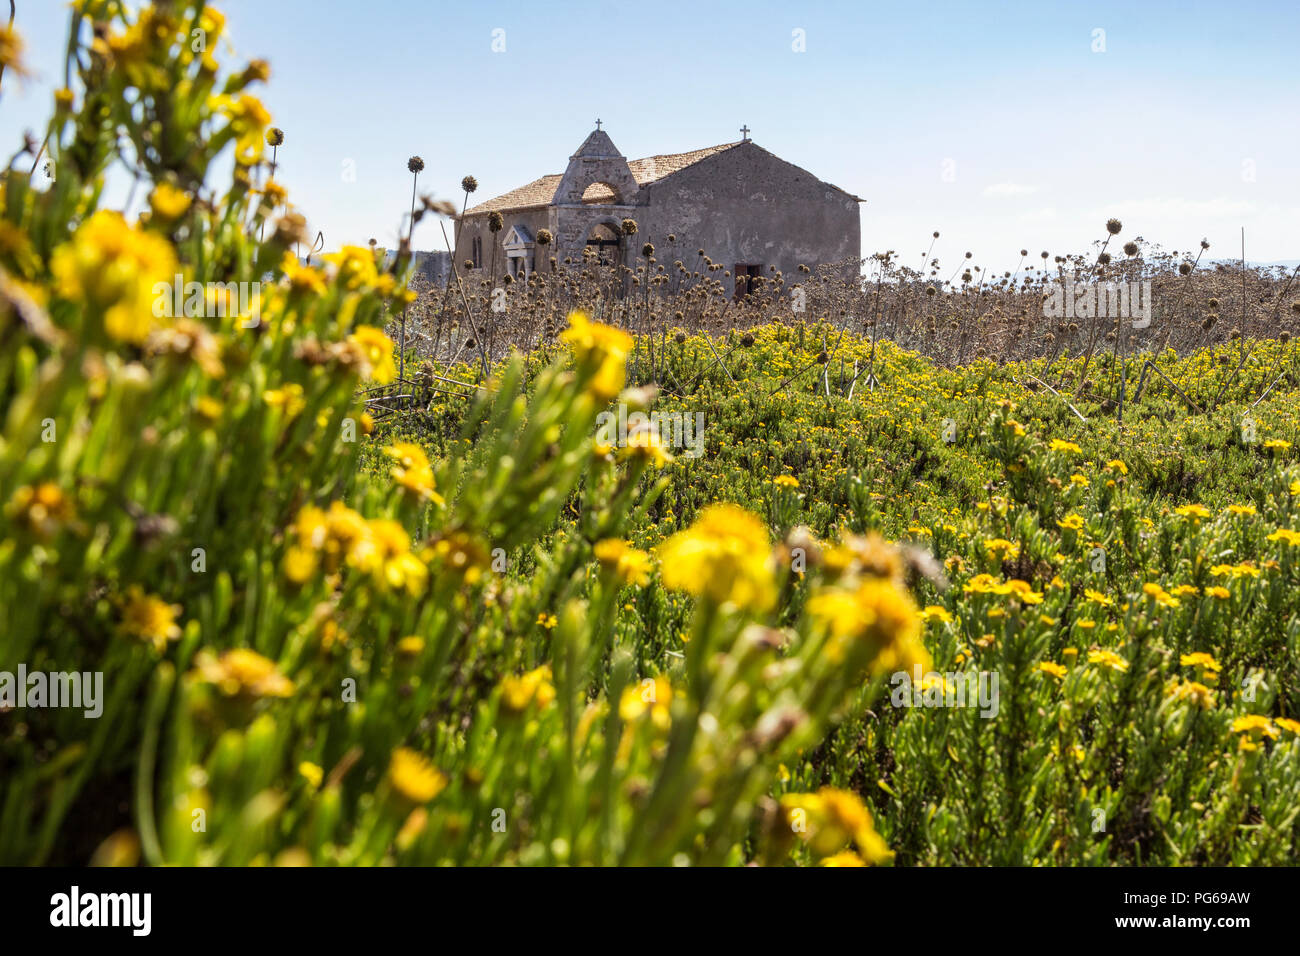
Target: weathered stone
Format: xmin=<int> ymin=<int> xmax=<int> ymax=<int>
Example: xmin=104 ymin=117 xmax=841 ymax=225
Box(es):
xmin=455 ymin=127 xmax=861 ymax=294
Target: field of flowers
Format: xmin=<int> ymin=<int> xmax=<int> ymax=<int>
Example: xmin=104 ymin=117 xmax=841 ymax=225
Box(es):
xmin=3 ymin=1 xmax=1299 ymax=869
xmin=383 ymin=325 xmax=1300 ymax=866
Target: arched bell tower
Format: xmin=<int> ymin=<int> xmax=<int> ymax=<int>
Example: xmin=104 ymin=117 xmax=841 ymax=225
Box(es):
xmin=550 ymin=125 xmax=642 ymax=264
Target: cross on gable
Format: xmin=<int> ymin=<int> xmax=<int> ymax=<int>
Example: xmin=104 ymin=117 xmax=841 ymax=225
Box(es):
xmin=740 ymin=125 xmax=750 ymax=141
xmin=595 ymin=118 xmax=602 ymax=131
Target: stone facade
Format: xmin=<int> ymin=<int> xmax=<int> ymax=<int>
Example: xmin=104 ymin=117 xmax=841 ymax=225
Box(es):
xmin=455 ymin=127 xmax=862 ymax=296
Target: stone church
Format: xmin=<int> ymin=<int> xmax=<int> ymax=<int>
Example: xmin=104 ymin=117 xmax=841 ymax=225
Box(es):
xmin=455 ymin=126 xmax=862 ymax=297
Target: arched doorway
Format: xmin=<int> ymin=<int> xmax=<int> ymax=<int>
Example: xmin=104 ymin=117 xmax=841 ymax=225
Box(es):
xmin=585 ymin=223 xmax=621 ymax=267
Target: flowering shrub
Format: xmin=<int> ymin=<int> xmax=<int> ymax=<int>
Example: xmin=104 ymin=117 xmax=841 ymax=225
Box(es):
xmin=398 ymin=320 xmax=1300 ymax=865
xmin=4 ymin=2 xmax=1299 ymax=869
xmin=0 ymin=1 xmax=910 ymax=867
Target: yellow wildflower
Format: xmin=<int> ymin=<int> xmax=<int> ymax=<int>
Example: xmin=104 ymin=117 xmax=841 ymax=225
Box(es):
xmin=192 ymin=648 xmax=295 ymax=698
xmin=51 ymin=210 xmax=178 ymax=344
xmin=618 ymin=675 xmax=672 ymax=730
xmin=1087 ymin=649 xmax=1129 ymax=673
xmin=1142 ymin=582 xmax=1180 ymax=609
xmin=500 ymin=665 xmax=556 ymax=713
xmin=148 ymin=182 xmax=191 ymax=220
xmin=388 ymin=747 xmax=448 ymax=803
xmin=657 ymin=504 xmax=775 ymax=611
xmin=347 ymin=325 xmax=397 ymax=384
xmin=1230 ymin=715 xmax=1278 ymax=751
xmin=298 ymin=762 xmax=323 ymax=788
xmin=118 ymin=586 xmax=182 ymax=652
xmin=560 ymin=312 xmax=632 ymax=401
xmin=779 ymin=788 xmax=892 ymax=863
xmin=7 ymin=482 xmax=75 ymax=540
xmin=920 ymin=605 xmax=953 ymax=624
xmin=1166 ymin=680 xmax=1216 ymax=710
xmin=593 ymin=539 xmax=654 ymax=586
xmin=806 ymin=576 xmax=929 ymax=674
xmin=384 ymin=442 xmax=444 ymax=504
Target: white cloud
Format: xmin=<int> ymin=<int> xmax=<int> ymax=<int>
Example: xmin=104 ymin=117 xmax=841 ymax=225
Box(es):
xmin=983 ymin=182 xmax=1040 ymax=198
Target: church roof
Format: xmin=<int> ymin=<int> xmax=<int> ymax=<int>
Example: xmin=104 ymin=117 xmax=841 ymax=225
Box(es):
xmin=464 ymin=141 xmax=744 ymax=216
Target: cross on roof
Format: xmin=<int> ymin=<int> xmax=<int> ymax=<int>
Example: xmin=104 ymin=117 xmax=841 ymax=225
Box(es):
xmin=595 ymin=118 xmax=602 ymax=131
xmin=740 ymin=124 xmax=750 ymax=141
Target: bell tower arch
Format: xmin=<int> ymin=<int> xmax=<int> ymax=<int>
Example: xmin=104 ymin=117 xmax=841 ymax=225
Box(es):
xmin=551 ymin=126 xmax=641 ymax=262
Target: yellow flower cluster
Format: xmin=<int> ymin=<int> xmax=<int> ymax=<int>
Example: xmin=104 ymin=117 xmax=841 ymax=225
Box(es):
xmin=779 ymin=787 xmax=892 ymax=864
xmin=192 ymin=648 xmax=295 ymax=698
xmin=962 ymin=574 xmax=1043 ymax=604
xmin=388 ymin=747 xmax=448 ymax=803
xmin=6 ymin=482 xmax=75 ymax=540
xmin=657 ymin=504 xmax=775 ymax=610
xmin=346 ymin=326 xmax=398 ymax=385
xmin=618 ymin=675 xmax=672 ymax=730
xmin=283 ymin=501 xmax=427 ymax=595
xmin=594 ymin=539 xmax=654 ymax=586
xmin=384 ymin=442 xmax=444 ymax=504
xmin=1231 ymin=715 xmax=1279 ymax=752
xmin=1087 ymin=649 xmax=1129 ymax=673
xmin=211 ymin=93 xmax=271 ymax=165
xmin=118 ymin=585 xmax=183 ymax=652
xmin=560 ymin=312 xmax=633 ymax=402
xmin=51 ymin=210 xmax=178 ymax=344
xmin=806 ymin=575 xmax=928 ymax=674
xmin=1142 ymin=582 xmax=1181 ymax=608
xmin=500 ymin=665 xmax=557 ymax=714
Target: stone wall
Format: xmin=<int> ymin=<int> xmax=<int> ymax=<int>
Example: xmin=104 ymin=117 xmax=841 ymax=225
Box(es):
xmin=634 ymin=141 xmax=861 ymax=297
xmin=454 ymin=138 xmax=861 ymax=297
xmin=454 ymin=207 xmax=553 ymax=280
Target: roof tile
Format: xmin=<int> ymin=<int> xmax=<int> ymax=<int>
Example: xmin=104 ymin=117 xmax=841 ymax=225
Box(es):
xmin=464 ymin=142 xmax=742 ymax=216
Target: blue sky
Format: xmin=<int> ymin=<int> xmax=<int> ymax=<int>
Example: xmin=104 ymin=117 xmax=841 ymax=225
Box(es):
xmin=3 ymin=0 xmax=1297 ymax=273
